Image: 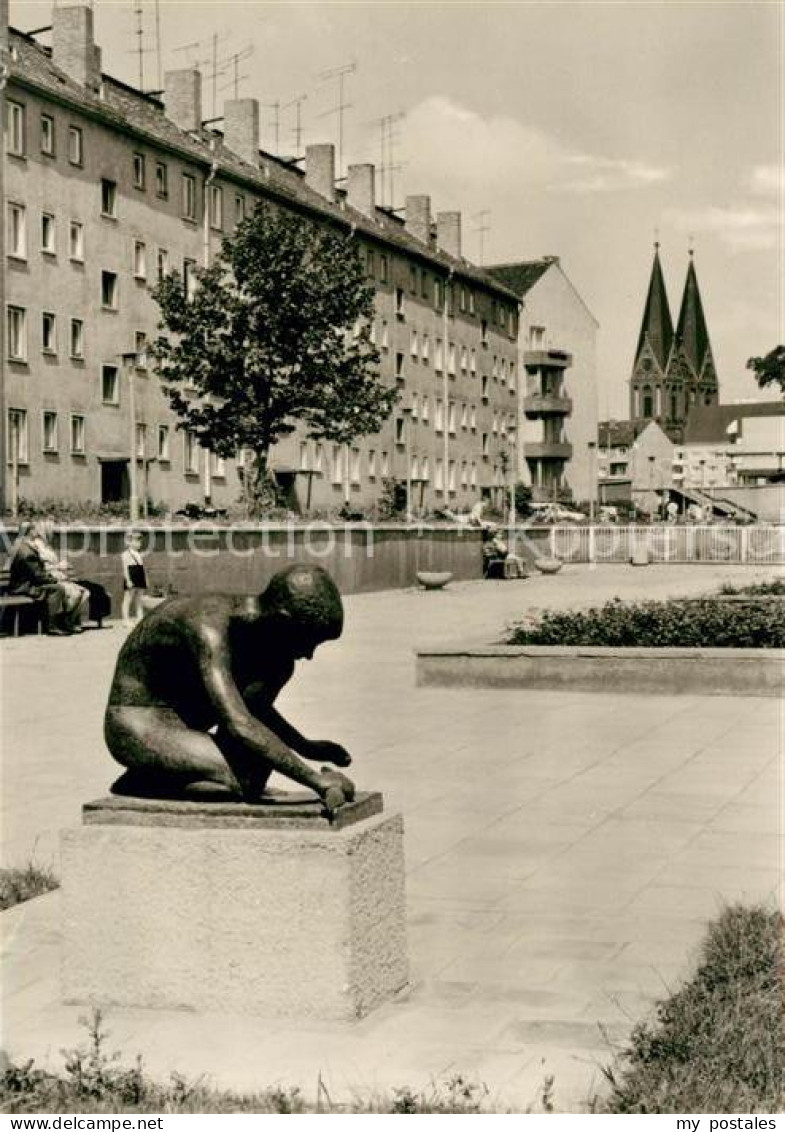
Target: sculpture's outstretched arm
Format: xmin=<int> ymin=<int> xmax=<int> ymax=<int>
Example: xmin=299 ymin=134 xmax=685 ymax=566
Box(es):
xmin=197 ymin=629 xmax=326 ymax=797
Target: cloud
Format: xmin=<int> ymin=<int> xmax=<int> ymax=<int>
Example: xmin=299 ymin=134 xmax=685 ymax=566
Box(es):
xmin=666 ymin=203 xmax=780 ymax=251
xmin=400 ymin=96 xmax=670 ymax=199
xmin=747 ymin=164 xmax=782 ymax=197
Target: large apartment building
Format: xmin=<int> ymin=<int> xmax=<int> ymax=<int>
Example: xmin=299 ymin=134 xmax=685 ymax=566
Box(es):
xmin=1 ymin=3 xmax=521 ymax=516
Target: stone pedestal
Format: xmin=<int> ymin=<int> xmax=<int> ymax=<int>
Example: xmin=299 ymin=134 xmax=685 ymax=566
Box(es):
xmin=61 ymin=793 xmax=408 ymax=1020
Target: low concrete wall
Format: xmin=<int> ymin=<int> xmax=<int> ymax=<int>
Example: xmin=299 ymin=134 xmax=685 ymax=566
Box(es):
xmin=416 ymin=644 xmax=783 ymax=698
xmin=1 ymin=524 xmax=483 ymax=614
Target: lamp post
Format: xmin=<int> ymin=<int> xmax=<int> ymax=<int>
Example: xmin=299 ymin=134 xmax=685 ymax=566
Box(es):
xmin=401 ymin=406 xmax=413 ymax=523
xmin=121 ymin=351 xmax=141 ymax=522
xmin=507 ymin=424 xmax=517 ymax=529
xmin=588 ymin=440 xmax=597 ymax=522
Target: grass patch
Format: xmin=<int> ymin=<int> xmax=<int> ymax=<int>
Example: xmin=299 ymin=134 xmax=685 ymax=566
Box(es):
xmin=601 ymin=904 xmax=784 ymax=1113
xmin=508 ymin=597 xmax=785 ymax=648
xmin=0 ymin=862 xmax=59 ymax=911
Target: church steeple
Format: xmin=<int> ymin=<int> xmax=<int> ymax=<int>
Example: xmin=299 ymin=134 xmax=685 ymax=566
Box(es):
xmin=634 ymin=242 xmax=674 ymax=371
xmin=674 ymin=250 xmax=712 ymax=380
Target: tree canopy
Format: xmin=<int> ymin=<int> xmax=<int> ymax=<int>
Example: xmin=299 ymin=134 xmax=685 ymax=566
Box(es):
xmin=152 ymin=202 xmax=398 ymax=507
xmin=747 ymin=346 xmax=785 ymax=395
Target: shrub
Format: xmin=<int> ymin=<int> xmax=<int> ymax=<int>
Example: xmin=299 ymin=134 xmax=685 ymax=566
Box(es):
xmin=719 ymin=578 xmax=785 ymax=596
xmin=601 ymin=904 xmax=784 ymax=1113
xmin=508 ymin=597 xmax=785 ymax=649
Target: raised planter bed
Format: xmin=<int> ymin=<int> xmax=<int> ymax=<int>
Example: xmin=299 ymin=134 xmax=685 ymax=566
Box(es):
xmin=416 ymin=643 xmax=783 ymax=697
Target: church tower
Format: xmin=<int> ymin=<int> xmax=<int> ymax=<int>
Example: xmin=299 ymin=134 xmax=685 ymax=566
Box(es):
xmin=629 ymin=242 xmax=674 ymax=425
xmin=629 ymin=244 xmax=720 ymax=443
xmin=665 ymin=250 xmax=720 ymax=440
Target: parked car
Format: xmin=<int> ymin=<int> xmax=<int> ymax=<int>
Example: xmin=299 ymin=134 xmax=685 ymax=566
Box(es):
xmin=526 ymin=503 xmax=586 ymax=525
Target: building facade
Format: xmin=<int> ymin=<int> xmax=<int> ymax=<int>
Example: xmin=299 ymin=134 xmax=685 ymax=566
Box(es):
xmin=597 ymin=419 xmax=673 ymax=513
xmin=2 ymin=3 xmax=520 ymax=517
xmin=629 ymin=244 xmax=719 ymax=443
xmin=487 ymin=258 xmax=599 ymax=504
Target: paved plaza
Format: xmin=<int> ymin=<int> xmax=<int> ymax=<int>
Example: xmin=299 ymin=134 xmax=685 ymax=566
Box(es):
xmin=2 ymin=562 xmax=783 ymax=1111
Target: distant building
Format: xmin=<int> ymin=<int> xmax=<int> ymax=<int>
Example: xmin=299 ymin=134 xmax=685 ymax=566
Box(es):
xmin=2 ymin=3 xmax=520 ymax=516
xmin=680 ymin=401 xmax=785 ymax=487
xmin=629 ymin=244 xmax=719 ymax=443
xmin=487 ymin=257 xmax=598 ymax=503
xmin=597 ymin=419 xmax=673 ymax=513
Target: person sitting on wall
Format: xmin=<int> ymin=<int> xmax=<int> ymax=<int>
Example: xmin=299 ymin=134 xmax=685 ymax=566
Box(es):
xmin=104 ymin=564 xmax=356 ymax=813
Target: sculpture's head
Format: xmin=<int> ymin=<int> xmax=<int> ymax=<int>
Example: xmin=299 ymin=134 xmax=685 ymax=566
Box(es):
xmin=260 ymin=565 xmax=344 ymax=660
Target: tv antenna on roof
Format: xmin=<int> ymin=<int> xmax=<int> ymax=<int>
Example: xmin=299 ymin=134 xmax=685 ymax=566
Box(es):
xmin=367 ymin=112 xmax=404 ymax=210
xmin=472 ymin=210 xmax=491 ymax=265
xmin=173 ymin=31 xmax=228 ymax=117
xmin=217 ymin=45 xmax=254 ymax=100
xmin=282 ymin=93 xmax=308 ymax=157
xmin=317 ymin=61 xmax=356 ymax=178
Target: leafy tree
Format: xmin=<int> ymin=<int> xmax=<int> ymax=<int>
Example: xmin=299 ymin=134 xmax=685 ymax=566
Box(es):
xmin=747 ymin=345 xmax=785 ymax=395
xmin=151 ymin=202 xmax=398 ymax=511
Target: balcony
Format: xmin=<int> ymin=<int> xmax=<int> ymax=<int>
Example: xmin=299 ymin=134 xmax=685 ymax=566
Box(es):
xmin=524 ymin=441 xmax=573 ymax=460
xmin=523 ymin=348 xmax=572 ymax=370
xmin=523 ymin=394 xmax=573 ymax=416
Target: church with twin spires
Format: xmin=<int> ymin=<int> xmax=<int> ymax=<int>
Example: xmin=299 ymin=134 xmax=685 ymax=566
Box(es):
xmin=629 ymin=245 xmax=719 ymax=443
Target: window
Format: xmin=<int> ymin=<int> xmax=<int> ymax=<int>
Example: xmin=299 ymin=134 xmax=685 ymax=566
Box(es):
xmin=7 ymin=202 xmax=26 ymax=258
xmin=133 ymin=152 xmax=146 ymax=190
xmin=101 ymin=179 xmax=117 ymax=218
xmin=208 ymin=452 xmax=225 ymax=478
xmin=395 ymin=351 xmax=405 ymax=380
xmin=448 ymin=402 xmax=456 ymax=435
xmin=102 ymin=364 xmax=120 ymax=404
xmin=379 ymin=255 xmax=389 ymax=284
xmin=69 ymin=220 xmax=84 ymax=261
xmin=381 ymin=451 xmax=390 ymax=477
xmin=136 ymin=423 xmax=147 ymax=460
xmin=468 ymin=290 xmax=475 ymax=316
xmin=299 ymin=442 xmax=309 ymax=472
xmin=331 ymin=444 xmax=343 ymax=486
xmin=409 ymin=265 xmax=418 ymax=294
xmin=182 ymin=174 xmax=197 ymax=220
xmin=461 ymin=404 xmax=468 ymax=430
xmin=395 ymin=287 xmax=405 ymax=319
xmin=314 ymin=443 xmax=324 ymax=473
xmin=435 ymin=399 xmax=444 ymax=434
xmin=411 ymin=392 xmax=419 ymax=419
xmin=421 ymin=334 xmax=430 ymax=365
xmin=43 ymin=411 xmax=58 ymax=453
xmin=492 ymin=355 xmax=499 ymax=380
xmin=492 ymin=413 xmax=498 ymax=435
xmin=421 ymin=456 xmax=430 ymax=482
xmin=42 ymin=312 xmax=56 ymax=353
xmin=6 ymin=101 xmax=25 ymax=156
xmin=461 ymin=461 xmax=468 ymax=489
xmin=183 ymin=258 xmax=198 ymax=300
xmin=369 ymin=321 xmax=377 ymax=345
xmin=209 ymin=184 xmax=223 ymax=229
xmin=7 ymin=409 xmax=28 ymax=464
xmin=350 ymin=448 xmax=361 ymax=484
xmin=433 ymin=278 xmax=443 ymax=310
xmin=471 ymin=462 xmax=477 ymax=488
xmin=157 ymin=247 xmax=169 ymax=281
xmin=70 ymin=318 xmax=84 ymax=359
xmin=460 ymin=286 xmax=467 ymax=312
xmin=134 ymin=331 xmax=148 ymax=363
xmin=470 ymin=405 xmax=477 ymax=430
xmin=481 ymin=375 xmax=489 ymax=401
xmin=435 ymin=338 xmax=444 ymax=372
xmin=395 ymin=417 xmax=405 ymax=445
xmin=368 ymin=449 xmax=377 ymax=478
xmin=157 ymin=425 xmax=170 ymax=461
xmin=481 ymin=319 xmax=488 ymax=345
xmin=365 ymin=248 xmax=374 ymax=277
xmin=101 ymin=271 xmax=118 ymax=309
xmin=448 ymin=342 xmax=456 ymax=376
xmin=68 ymin=125 xmax=83 ymax=166
xmin=70 ymin=414 xmax=85 ymax=454
xmin=41 ymin=212 xmax=56 ymax=254
xmin=529 ymin=325 xmax=545 ymax=349
xmin=381 ymin=320 xmax=389 ymax=350
xmin=470 ymin=348 xmax=476 ymax=375
xmin=410 ymin=330 xmax=418 ymax=358
xmin=155 ymin=161 xmax=168 ymax=198
xmin=133 ymin=240 xmax=147 ymax=279
xmin=184 ymin=431 xmax=198 ymax=473
xmin=460 ymin=346 xmax=468 ymax=373
xmin=234 ymin=194 xmax=246 ymax=224
xmin=7 ymin=306 xmax=27 ymax=360
xmin=435 ymin=458 xmax=444 ymax=492
xmin=421 ymin=271 xmax=428 ymax=300
xmin=40 ymin=113 xmax=55 ymax=156
xmin=421 ymin=396 xmax=430 ymax=423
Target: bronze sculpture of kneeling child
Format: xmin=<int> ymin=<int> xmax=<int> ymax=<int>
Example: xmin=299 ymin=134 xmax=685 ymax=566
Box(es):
xmin=105 ymin=564 xmax=355 ymax=813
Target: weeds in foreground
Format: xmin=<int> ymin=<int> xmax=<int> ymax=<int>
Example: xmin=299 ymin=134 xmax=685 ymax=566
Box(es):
xmin=0 ymin=861 xmax=59 ymax=911
xmin=600 ymin=904 xmax=784 ymax=1113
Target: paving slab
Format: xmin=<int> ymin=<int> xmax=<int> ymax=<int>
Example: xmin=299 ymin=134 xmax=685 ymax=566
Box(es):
xmin=1 ymin=563 xmax=783 ymax=1112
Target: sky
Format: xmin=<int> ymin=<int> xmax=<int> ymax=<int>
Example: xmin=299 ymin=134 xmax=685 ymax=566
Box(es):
xmin=10 ymin=0 xmax=784 ymax=418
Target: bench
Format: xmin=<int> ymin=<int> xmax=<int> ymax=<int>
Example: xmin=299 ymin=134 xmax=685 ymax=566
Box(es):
xmin=484 ymin=556 xmax=528 ymax=580
xmin=0 ymin=568 xmax=45 ymax=636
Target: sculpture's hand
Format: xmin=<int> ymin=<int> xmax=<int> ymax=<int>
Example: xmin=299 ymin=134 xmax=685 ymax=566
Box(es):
xmin=306 ymin=739 xmax=352 ymax=768
xmin=319 ymin=767 xmax=356 ymax=812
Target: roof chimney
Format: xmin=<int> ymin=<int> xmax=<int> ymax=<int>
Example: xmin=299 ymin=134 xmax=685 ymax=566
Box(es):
xmin=52 ymin=5 xmax=102 ymax=92
xmin=305 ymin=144 xmax=336 ymax=203
xmin=405 ymin=195 xmax=432 ymax=246
xmin=164 ymin=68 xmax=203 ymax=134
xmin=347 ymin=164 xmax=375 ymax=217
xmin=436 ymin=211 xmax=462 ymax=259
xmin=223 ymin=98 xmax=260 ymax=166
